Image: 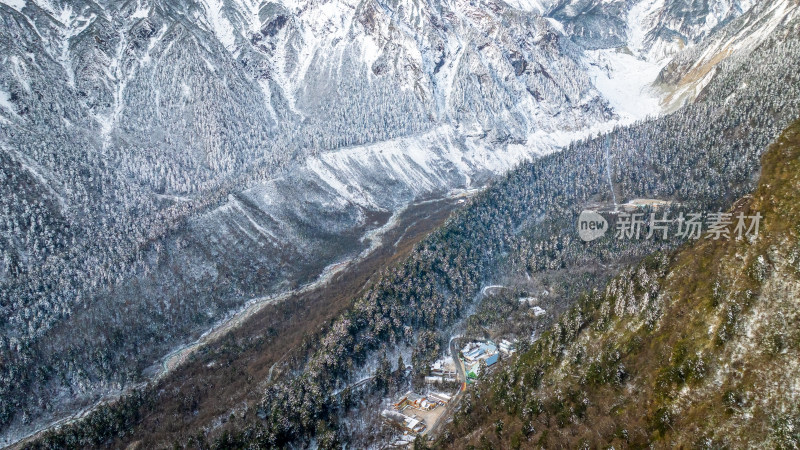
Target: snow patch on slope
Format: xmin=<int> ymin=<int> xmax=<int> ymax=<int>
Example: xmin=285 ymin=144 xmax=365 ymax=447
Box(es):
xmin=0 ymin=89 xmax=17 ymax=116
xmin=131 ymin=5 xmax=149 ymax=19
xmin=585 ymin=49 xmax=665 ymax=122
xmin=627 ymin=0 xmax=665 ymax=58
xmin=302 ymin=125 xmax=546 ymax=210
xmin=0 ymin=0 xmax=26 ymax=12
xmin=230 ymin=0 xmax=264 ymax=35
xmin=211 ymin=124 xmax=555 ymax=253
xmin=200 ymin=0 xmax=237 ymax=51
xmin=545 ymin=17 xmax=566 ymax=35
xmin=503 ymin=0 xmax=551 ymax=14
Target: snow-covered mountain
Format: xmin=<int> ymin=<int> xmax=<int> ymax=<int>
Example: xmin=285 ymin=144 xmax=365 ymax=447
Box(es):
xmin=0 ymin=0 xmax=793 ymax=443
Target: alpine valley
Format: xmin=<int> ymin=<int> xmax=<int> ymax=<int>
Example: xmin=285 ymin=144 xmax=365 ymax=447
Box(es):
xmin=1 ymin=0 xmax=799 ymax=448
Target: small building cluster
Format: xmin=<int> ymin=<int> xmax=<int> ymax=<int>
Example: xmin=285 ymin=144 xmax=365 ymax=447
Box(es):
xmin=425 ymin=358 xmax=458 ymax=383
xmin=382 ymin=390 xmax=452 ymax=439
xmin=461 ymin=341 xmax=499 ymax=379
xmin=519 ymin=297 xmax=547 ymax=317
xmin=584 ymin=199 xmax=675 ymax=214
xmin=619 ymin=198 xmax=673 ymax=211
xmin=381 ymin=409 xmax=426 ymax=434
xmin=392 ymin=390 xmax=451 ymax=412
xmin=427 ymin=392 xmax=452 ymax=404
xmin=394 ymin=391 xmax=436 ymax=411
xmin=381 ymin=337 xmax=517 ymax=444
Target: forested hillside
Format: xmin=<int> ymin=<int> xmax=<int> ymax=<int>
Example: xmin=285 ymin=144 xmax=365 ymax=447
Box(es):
xmin=238 ymin=18 xmax=800 ymax=447
xmin=22 ymin=9 xmax=800 ymax=448
xmin=237 ymin=22 xmax=800 ymax=448
xmin=0 ymin=0 xmax=633 ymax=436
xmin=436 ymin=117 xmax=800 ymax=449
xmin=0 ymin=0 xmax=594 ymax=437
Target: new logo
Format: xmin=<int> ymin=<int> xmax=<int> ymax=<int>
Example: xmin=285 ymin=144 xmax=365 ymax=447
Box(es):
xmin=578 ymin=210 xmax=608 ymax=242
